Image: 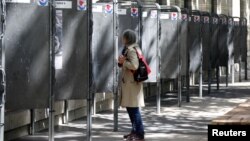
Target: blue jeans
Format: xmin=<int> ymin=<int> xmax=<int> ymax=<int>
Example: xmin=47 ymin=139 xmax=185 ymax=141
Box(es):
xmin=126 ymin=107 xmax=145 ymax=138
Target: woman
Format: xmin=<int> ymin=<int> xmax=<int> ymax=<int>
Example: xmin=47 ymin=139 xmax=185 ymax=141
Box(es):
xmin=118 ymin=29 xmax=145 ymax=141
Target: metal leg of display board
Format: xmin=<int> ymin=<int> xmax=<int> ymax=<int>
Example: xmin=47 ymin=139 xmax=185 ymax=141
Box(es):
xmin=93 ymin=93 xmax=96 ymax=116
xmin=87 ymin=97 xmax=93 ymax=141
xmin=113 ymin=1 xmax=119 ymax=132
xmin=226 ymin=66 xmax=229 ymax=87
xmin=63 ymin=100 xmax=69 ymax=124
xmin=156 ymin=4 xmax=161 ymax=114
xmin=178 ymin=77 xmax=182 ymax=107
xmin=199 ymin=65 xmax=203 ymax=98
xmin=30 ymin=109 xmax=35 ymax=135
xmin=216 ymin=66 xmax=220 ymax=90
xmin=245 ymin=58 xmax=247 ymax=80
xmin=208 ymin=66 xmax=211 ymax=95
xmin=49 ymin=1 xmax=55 ymax=141
xmin=87 ymin=0 xmax=93 ymax=140
xmin=0 ymin=1 xmax=6 ymax=141
xmin=0 ymin=70 xmax=6 ymax=141
xmin=49 ymin=99 xmax=55 ymax=141
xmin=245 ymin=59 xmax=248 ymax=80
xmin=232 ymin=63 xmax=235 ymax=84
xmin=239 ymin=59 xmax=242 ymax=82
xmin=113 ymin=91 xmax=118 ymax=132
xmin=0 ymin=105 xmax=4 ymax=141
xmin=157 ymin=80 xmax=161 ymax=114
xmin=186 ymin=73 xmax=190 ymax=103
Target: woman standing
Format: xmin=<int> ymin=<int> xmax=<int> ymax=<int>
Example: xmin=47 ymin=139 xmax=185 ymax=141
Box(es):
xmin=118 ymin=29 xmax=145 ymax=141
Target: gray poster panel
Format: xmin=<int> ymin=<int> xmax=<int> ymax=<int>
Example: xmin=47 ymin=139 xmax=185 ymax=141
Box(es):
xmin=159 ymin=12 xmax=179 ymax=79
xmin=233 ymin=20 xmax=241 ymax=63
xmin=201 ymin=15 xmax=211 ymax=70
xmin=54 ymin=0 xmax=88 ymax=100
xmin=211 ymin=16 xmax=219 ymax=68
xmin=180 ymin=12 xmax=188 ymax=75
xmin=5 ymin=2 xmax=50 ymax=110
xmin=117 ymin=5 xmax=139 ymax=86
xmin=0 ymin=4 xmax=2 ymax=64
xmin=0 ymin=13 xmax=1 ymax=35
xmin=218 ymin=16 xmax=229 ymax=67
xmin=142 ymin=8 xmax=158 ymax=82
xmin=92 ymin=3 xmax=115 ymax=93
xmin=117 ymin=5 xmax=139 ymax=51
xmin=241 ymin=19 xmax=248 ymax=62
xmin=188 ymin=15 xmax=202 ymax=73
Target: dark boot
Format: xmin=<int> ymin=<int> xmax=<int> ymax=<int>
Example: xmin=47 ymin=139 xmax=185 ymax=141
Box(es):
xmin=128 ymin=134 xmax=145 ymax=141
xmin=123 ymin=132 xmax=135 ymax=140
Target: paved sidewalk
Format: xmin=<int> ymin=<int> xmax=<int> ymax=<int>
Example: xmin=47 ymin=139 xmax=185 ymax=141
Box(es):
xmin=13 ymin=83 xmax=250 ymax=141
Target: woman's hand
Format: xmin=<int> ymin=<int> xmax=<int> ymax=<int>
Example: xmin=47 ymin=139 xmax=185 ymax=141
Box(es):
xmin=118 ymin=55 xmax=126 ymax=64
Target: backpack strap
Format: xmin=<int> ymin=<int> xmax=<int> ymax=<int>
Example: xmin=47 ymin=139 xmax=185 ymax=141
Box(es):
xmin=133 ymin=47 xmax=143 ymax=59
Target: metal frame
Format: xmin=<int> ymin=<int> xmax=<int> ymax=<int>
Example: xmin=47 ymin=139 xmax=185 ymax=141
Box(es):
xmin=201 ymin=12 xmax=212 ymax=94
xmin=113 ymin=0 xmax=141 ymax=132
xmin=140 ymin=3 xmax=162 ymax=114
xmin=190 ymin=10 xmax=203 ymax=98
xmin=155 ymin=4 xmax=182 ymax=110
xmin=219 ymin=14 xmax=229 ymax=87
xmin=211 ymin=13 xmax=220 ymax=91
xmin=181 ymin=8 xmax=190 ymax=103
xmin=0 ymin=0 xmax=6 ymax=141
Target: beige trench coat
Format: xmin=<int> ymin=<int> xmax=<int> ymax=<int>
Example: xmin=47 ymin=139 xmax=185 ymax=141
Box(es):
xmin=120 ymin=43 xmax=145 ymax=108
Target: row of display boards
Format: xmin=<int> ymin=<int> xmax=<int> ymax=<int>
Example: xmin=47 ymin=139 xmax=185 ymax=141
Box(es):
xmin=0 ymin=0 xmax=248 ymax=141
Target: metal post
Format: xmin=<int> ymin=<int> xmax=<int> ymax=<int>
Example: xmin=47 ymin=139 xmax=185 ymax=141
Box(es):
xmin=93 ymin=93 xmax=96 ymax=116
xmin=177 ymin=9 xmax=182 ymax=107
xmin=186 ymin=74 xmax=190 ymax=102
xmin=113 ymin=0 xmax=118 ymax=132
xmin=137 ymin=1 xmax=143 ymax=48
xmin=63 ymin=100 xmax=69 ymax=124
xmin=245 ymin=59 xmax=248 ymax=80
xmin=157 ymin=80 xmax=161 ymax=114
xmin=113 ymin=90 xmax=118 ymax=131
xmin=199 ymin=23 xmax=203 ymax=98
xmin=226 ymin=65 xmax=229 ymax=87
xmin=0 ymin=1 xmax=6 ymax=141
xmin=208 ymin=65 xmax=211 ymax=94
xmin=49 ymin=1 xmax=55 ymax=141
xmin=192 ymin=72 xmax=195 ymax=85
xmin=156 ymin=3 xmax=161 ymax=114
xmin=231 ymin=61 xmax=235 ymax=84
xmin=87 ymin=0 xmax=93 ymax=140
xmin=30 ymin=109 xmax=35 ymax=135
xmin=216 ymin=66 xmax=220 ymax=90
xmin=186 ymin=47 xmax=190 ymax=103
xmin=239 ymin=60 xmax=242 ymax=82
xmin=208 ymin=15 xmax=212 ymax=95
xmin=199 ymin=53 xmax=203 ymax=98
